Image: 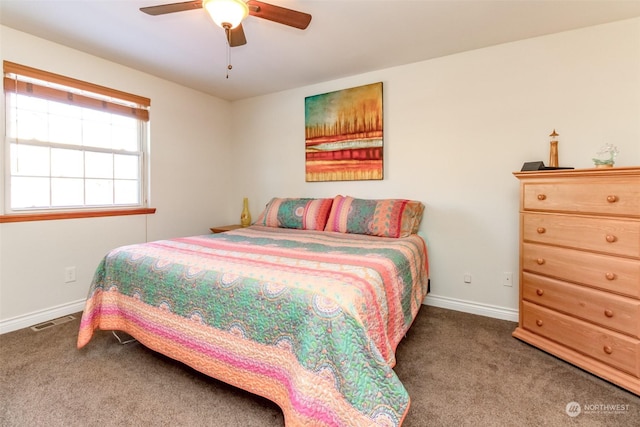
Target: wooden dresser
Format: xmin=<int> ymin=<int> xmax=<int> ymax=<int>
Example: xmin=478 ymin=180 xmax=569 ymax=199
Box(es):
xmin=513 ymin=167 xmax=640 ymax=395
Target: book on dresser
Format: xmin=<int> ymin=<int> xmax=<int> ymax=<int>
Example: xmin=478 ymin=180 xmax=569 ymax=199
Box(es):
xmin=512 ymin=166 xmax=640 ymax=396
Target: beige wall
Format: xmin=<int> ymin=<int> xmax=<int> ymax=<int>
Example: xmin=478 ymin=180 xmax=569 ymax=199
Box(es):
xmin=1 ymin=17 xmax=639 ymax=331
xmin=0 ymin=27 xmax=235 ymax=331
xmin=230 ymin=17 xmax=640 ymax=320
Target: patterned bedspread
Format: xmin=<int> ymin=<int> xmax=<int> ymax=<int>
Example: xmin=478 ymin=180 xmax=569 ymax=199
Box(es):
xmin=78 ymin=226 xmax=429 ymax=426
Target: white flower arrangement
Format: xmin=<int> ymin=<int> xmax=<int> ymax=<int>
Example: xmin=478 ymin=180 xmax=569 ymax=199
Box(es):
xmin=592 ymin=143 xmax=619 ymax=166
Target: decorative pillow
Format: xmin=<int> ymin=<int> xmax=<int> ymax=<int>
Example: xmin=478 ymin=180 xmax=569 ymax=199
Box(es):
xmin=254 ymin=198 xmax=333 ymax=231
xmin=324 ymin=195 xmax=424 ymax=238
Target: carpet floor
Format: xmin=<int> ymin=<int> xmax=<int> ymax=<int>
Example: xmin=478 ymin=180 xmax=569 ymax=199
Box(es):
xmin=1 ymin=305 xmax=638 ymax=426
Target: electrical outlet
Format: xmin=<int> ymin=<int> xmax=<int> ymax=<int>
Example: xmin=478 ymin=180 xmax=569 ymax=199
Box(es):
xmin=64 ymin=266 xmax=76 ymax=283
xmin=464 ymin=273 xmax=472 ymax=284
xmin=503 ymin=272 xmax=513 ymax=287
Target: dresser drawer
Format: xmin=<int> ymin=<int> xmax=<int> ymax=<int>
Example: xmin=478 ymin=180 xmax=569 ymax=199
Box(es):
xmin=523 ymin=272 xmax=640 ymax=338
xmin=523 ymin=178 xmax=640 ymax=217
xmin=523 ymin=213 xmax=640 ymax=258
xmin=522 ymin=301 xmax=640 ymax=377
xmin=522 ymin=243 xmax=640 ymax=298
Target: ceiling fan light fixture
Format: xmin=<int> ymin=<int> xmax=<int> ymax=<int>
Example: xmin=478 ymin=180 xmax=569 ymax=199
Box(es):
xmin=203 ymin=0 xmax=249 ymax=29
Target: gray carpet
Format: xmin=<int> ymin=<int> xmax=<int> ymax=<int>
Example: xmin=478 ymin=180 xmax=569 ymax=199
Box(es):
xmin=1 ymin=306 xmax=638 ymax=426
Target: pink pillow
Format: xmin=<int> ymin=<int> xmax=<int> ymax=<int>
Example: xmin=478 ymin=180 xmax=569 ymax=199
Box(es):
xmin=324 ymin=195 xmax=424 ymax=238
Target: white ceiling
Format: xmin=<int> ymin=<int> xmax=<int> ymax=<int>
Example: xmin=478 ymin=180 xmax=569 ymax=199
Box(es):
xmin=2 ymin=0 xmax=640 ymax=101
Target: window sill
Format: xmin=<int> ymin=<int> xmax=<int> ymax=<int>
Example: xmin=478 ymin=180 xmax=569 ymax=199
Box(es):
xmin=0 ymin=208 xmax=156 ymax=223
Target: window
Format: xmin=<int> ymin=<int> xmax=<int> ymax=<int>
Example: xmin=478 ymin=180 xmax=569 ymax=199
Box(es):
xmin=3 ymin=61 xmax=150 ymax=214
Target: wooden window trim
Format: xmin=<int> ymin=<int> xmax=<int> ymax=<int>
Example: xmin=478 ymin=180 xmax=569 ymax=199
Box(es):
xmin=3 ymin=61 xmax=150 ymax=121
xmin=4 ymin=61 xmax=150 ymax=106
xmin=0 ymin=208 xmax=156 ymax=223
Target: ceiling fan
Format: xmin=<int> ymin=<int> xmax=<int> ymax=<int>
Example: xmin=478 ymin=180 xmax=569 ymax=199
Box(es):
xmin=140 ymin=0 xmax=312 ymax=47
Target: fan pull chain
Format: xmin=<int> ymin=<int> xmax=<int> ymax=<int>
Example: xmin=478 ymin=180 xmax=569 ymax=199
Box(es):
xmin=225 ymin=25 xmax=233 ymax=79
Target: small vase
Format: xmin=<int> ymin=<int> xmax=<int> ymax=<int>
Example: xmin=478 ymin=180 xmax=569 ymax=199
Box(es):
xmin=240 ymin=198 xmax=251 ymax=227
xmin=595 ymin=163 xmax=613 ymax=169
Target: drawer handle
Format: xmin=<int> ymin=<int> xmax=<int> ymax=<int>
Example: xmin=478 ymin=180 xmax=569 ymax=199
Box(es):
xmin=536 ymin=289 xmax=544 ymax=296
xmin=536 ymin=258 xmax=545 ymax=265
xmin=606 ymin=195 xmax=618 ymax=203
xmin=536 ymin=227 xmax=546 ymax=234
xmin=537 ymin=194 xmax=547 ymax=201
xmin=605 ymin=235 xmax=617 ymax=243
xmin=605 ymin=272 xmax=616 ymax=281
xmin=603 ymin=345 xmax=613 ymax=355
xmin=536 ymin=319 xmax=543 ymax=327
xmin=604 ymin=309 xmax=614 ymax=318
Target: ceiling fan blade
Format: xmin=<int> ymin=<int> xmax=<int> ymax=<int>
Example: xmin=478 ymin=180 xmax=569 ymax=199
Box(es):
xmin=247 ymin=0 xmax=312 ymax=30
xmin=229 ymin=24 xmax=247 ymax=47
xmin=140 ymin=1 xmax=202 ymax=16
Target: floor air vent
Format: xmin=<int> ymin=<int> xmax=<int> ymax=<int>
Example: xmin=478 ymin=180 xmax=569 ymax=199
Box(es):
xmin=30 ymin=315 xmax=76 ymax=332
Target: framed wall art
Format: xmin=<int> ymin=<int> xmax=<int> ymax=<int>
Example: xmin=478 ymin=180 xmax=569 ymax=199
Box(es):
xmin=305 ymin=82 xmax=383 ymax=182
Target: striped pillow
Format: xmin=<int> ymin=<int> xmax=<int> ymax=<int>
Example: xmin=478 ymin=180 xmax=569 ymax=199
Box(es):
xmin=324 ymin=195 xmax=424 ymax=238
xmin=254 ymin=198 xmax=334 ymax=231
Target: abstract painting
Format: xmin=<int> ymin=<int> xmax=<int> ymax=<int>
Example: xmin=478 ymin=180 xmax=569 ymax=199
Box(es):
xmin=305 ymin=82 xmax=383 ymax=182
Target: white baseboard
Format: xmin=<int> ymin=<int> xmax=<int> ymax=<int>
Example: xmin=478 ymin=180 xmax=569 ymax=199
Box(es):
xmin=424 ymin=293 xmax=519 ymax=322
xmin=0 ymin=299 xmax=86 ymax=334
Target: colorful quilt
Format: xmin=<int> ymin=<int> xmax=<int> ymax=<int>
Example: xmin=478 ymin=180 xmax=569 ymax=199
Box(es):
xmin=77 ymin=226 xmax=429 ymax=426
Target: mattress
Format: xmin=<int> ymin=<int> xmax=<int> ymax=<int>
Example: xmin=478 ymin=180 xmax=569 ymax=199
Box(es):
xmin=78 ymin=225 xmax=429 ymax=426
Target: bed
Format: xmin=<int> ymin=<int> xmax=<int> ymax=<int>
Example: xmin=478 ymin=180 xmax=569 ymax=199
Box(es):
xmin=78 ymin=196 xmax=429 ymax=426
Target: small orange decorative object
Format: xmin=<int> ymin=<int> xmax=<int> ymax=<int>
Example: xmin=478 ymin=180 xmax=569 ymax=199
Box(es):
xmin=549 ymin=129 xmax=559 ymax=167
